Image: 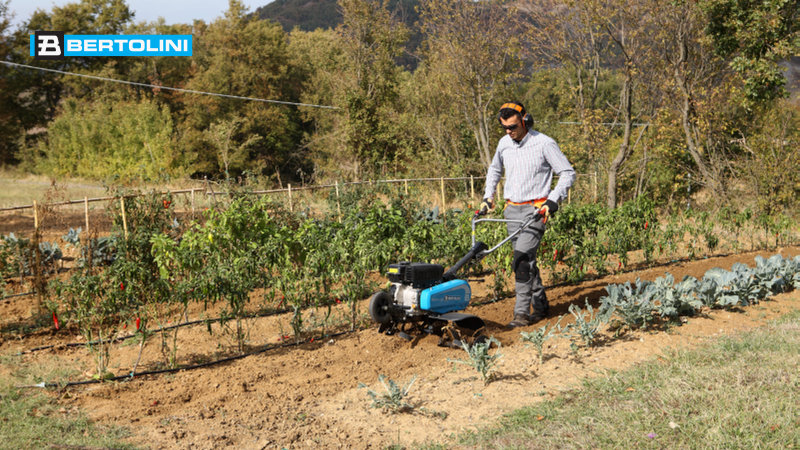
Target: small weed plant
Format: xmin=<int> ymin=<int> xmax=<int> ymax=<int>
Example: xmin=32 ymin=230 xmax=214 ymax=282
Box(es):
xmin=449 ymin=336 xmax=502 ymax=384
xmin=560 ymin=301 xmax=607 ymax=353
xmin=520 ymin=316 xmax=563 ymax=364
xmin=359 ymin=374 xmax=417 ymax=414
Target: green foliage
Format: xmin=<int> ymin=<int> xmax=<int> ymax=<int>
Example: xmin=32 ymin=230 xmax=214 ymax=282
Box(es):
xmin=2 ymin=233 xmax=62 ymax=277
xmin=540 ymin=197 xmax=657 ymax=281
xmin=417 ymin=0 xmax=521 ymax=169
xmin=733 ymin=100 xmax=800 ymax=214
xmin=596 ymin=254 xmax=800 ymax=332
xmin=701 ymin=0 xmax=800 ymax=104
xmin=449 ymin=336 xmax=502 ymax=384
xmin=36 ymin=97 xmax=177 ymax=182
xmin=180 ymin=2 xmax=306 ymax=179
xmin=359 ymin=374 xmax=417 ymax=413
xmin=600 ymin=279 xmax=657 ymax=330
xmin=335 ymin=0 xmax=411 ymax=176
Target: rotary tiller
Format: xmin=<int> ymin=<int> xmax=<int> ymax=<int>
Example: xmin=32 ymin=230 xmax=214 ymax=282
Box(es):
xmin=368 ymin=208 xmax=541 ymax=347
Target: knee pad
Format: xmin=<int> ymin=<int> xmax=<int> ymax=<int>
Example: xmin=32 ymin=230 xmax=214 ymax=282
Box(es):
xmin=513 ymin=250 xmax=531 ymax=283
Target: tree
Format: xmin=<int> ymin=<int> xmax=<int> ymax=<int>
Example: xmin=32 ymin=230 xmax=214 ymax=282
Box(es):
xmin=417 ymin=0 xmax=520 ymax=169
xmin=178 ymin=0 xmax=305 ymax=181
xmin=286 ymin=28 xmax=347 ymax=181
xmin=586 ymin=0 xmax=654 ymax=208
xmin=525 ymin=0 xmax=654 ymax=207
xmin=0 ymin=0 xmax=17 ymax=165
xmin=701 ymin=0 xmax=800 ymax=105
xmin=36 ymin=97 xmax=178 ymax=182
xmin=336 ymin=0 xmax=409 ymax=178
xmin=733 ymin=100 xmax=800 ymax=213
xmin=5 ymin=0 xmax=135 ymax=166
xmin=648 ymin=0 xmax=737 ymax=199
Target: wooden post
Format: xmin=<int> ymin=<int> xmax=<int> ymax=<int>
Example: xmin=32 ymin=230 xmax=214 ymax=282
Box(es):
xmin=335 ymin=181 xmax=342 ymax=223
xmin=84 ymin=197 xmax=90 ymax=233
xmin=33 ymin=200 xmax=38 ymax=230
xmin=593 ymin=171 xmax=598 ymax=203
xmin=440 ymin=177 xmax=446 ymax=209
xmin=120 ymin=197 xmax=128 ymax=238
xmin=568 ymin=187 xmax=572 ymax=204
xmin=205 ymin=176 xmax=218 ymax=208
xmin=190 ymin=189 xmax=195 ymax=214
xmin=288 ymin=184 xmax=293 ymax=213
xmin=404 ymin=179 xmax=408 ymax=195
xmin=470 ymin=175 xmax=475 ymax=201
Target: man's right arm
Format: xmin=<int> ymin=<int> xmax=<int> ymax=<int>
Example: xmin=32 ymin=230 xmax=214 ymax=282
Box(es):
xmin=483 ymin=145 xmax=504 ymax=202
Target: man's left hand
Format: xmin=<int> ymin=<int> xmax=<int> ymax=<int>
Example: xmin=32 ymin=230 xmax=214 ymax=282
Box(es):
xmin=539 ymin=199 xmax=559 ymax=223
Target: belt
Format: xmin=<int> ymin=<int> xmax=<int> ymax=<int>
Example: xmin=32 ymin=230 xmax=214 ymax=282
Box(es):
xmin=506 ymin=197 xmax=547 ymax=207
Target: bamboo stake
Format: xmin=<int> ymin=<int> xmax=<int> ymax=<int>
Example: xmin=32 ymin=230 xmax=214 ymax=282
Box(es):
xmin=470 ymin=175 xmax=475 ymax=200
xmin=120 ymin=197 xmax=128 ymax=238
xmin=335 ymin=181 xmax=341 ymax=223
xmin=190 ymin=189 xmax=195 ymax=214
xmin=84 ymin=196 xmax=89 ymax=233
xmin=593 ymin=171 xmax=598 ymax=203
xmin=288 ymin=184 xmax=293 ymax=213
xmin=404 ymin=179 xmax=408 ymax=195
xmin=33 ymin=200 xmax=38 ymax=230
xmin=440 ymin=177 xmax=446 ymax=209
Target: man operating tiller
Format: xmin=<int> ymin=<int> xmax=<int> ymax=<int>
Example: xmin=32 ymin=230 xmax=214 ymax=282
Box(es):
xmin=481 ymin=101 xmax=575 ymax=328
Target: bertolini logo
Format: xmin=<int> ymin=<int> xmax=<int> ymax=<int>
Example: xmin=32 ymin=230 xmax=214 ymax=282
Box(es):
xmin=33 ymin=31 xmax=64 ymax=60
xmin=31 ymin=32 xmax=192 ymax=59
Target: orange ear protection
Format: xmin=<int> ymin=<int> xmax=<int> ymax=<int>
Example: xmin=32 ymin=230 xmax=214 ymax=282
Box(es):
xmin=498 ymin=102 xmax=533 ymax=131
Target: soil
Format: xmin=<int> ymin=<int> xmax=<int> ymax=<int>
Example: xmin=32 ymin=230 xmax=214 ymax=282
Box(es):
xmin=2 ymin=247 xmax=800 ymax=449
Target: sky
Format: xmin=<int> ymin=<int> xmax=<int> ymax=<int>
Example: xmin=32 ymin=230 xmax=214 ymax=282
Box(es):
xmin=8 ymin=0 xmax=270 ymax=29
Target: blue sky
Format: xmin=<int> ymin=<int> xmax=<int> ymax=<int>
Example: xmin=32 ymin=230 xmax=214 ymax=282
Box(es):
xmin=8 ymin=0 xmax=270 ymax=28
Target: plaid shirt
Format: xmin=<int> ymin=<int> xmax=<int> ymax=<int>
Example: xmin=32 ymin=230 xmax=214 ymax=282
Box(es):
xmin=483 ymin=131 xmax=575 ymax=203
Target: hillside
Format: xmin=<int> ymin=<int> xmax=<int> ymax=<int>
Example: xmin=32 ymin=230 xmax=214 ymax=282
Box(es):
xmin=255 ymin=0 xmax=420 ymax=32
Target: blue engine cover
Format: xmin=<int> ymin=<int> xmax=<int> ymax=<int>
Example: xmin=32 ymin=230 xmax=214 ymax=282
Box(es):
xmin=419 ymin=279 xmax=471 ymax=314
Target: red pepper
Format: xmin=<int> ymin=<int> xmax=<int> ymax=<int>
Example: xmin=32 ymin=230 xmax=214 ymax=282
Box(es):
xmin=618 ymin=261 xmax=622 ymax=270
xmin=644 ymin=221 xmax=649 ymax=230
xmin=335 ymin=298 xmax=342 ymax=304
xmin=163 ymin=200 xmax=171 ymax=209
xmin=120 ymin=282 xmax=125 ymax=291
xmin=552 ymin=249 xmax=558 ymax=261
xmin=53 ymin=312 xmax=59 ymax=330
xmin=135 ymin=317 xmax=141 ymax=331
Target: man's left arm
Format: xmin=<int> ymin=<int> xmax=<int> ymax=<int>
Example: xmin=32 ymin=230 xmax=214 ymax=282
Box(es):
xmin=542 ymin=141 xmax=575 ymax=216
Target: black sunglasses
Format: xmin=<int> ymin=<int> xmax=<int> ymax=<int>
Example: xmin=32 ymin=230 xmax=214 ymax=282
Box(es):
xmin=501 ymin=123 xmax=519 ymax=130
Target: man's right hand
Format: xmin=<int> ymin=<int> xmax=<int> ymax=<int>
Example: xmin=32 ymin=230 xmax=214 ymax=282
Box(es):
xmin=479 ymin=198 xmax=494 ymax=214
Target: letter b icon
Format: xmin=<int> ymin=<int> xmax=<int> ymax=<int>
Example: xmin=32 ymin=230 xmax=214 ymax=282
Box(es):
xmin=34 ymin=31 xmax=64 ymax=60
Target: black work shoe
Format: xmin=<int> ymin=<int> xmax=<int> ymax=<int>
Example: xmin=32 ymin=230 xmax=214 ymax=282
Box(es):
xmin=508 ymin=314 xmax=531 ymax=328
xmin=530 ymin=310 xmax=548 ymax=323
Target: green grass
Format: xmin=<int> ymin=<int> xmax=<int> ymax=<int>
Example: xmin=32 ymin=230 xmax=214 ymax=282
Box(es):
xmin=453 ymin=310 xmax=800 ymax=449
xmin=0 ymin=352 xmax=134 ymax=449
xmin=0 ymin=172 xmax=109 ymax=208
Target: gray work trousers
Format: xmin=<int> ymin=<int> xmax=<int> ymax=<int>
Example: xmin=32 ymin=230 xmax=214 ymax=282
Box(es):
xmin=504 ymin=203 xmax=548 ymax=317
